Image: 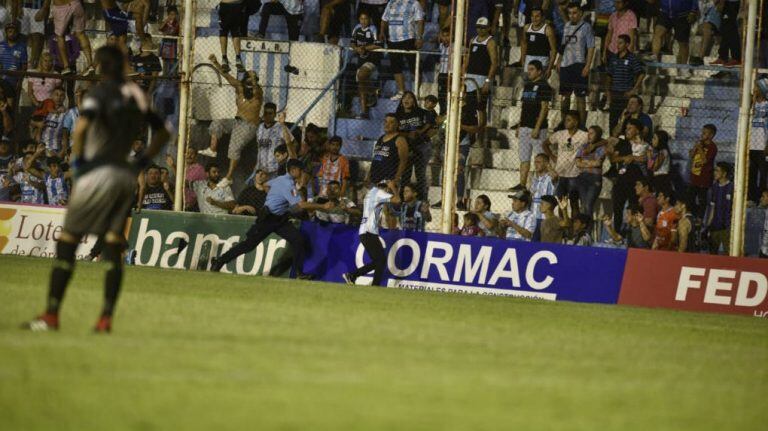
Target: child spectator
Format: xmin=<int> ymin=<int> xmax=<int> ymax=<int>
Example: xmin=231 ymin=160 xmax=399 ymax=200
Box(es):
xmin=538 ymin=195 xmax=567 ymax=244
xmin=273 ymin=144 xmax=290 ymax=177
xmin=392 ymin=182 xmax=431 ymax=231
xmin=672 ymin=198 xmax=695 ymax=253
xmin=648 ymin=130 xmax=673 ymax=195
xmin=470 ymin=194 xmax=498 ymax=237
xmin=0 ymin=136 xmax=13 ymax=173
xmin=316 ymin=136 xmax=350 ymax=197
xmin=687 ymin=124 xmax=718 ymax=218
xmin=652 ymin=190 xmax=678 ymax=251
xmin=456 ymin=212 xmax=483 ymax=237
xmin=563 ymin=213 xmax=594 ymax=246
xmin=603 ymin=206 xmax=652 ymax=248
xmin=61 ymin=83 xmax=87 ymax=152
xmin=43 ymin=157 xmax=69 ymax=206
xmin=159 ymin=6 xmax=180 ymax=76
xmin=706 ymin=162 xmax=733 ymax=254
xmin=15 ymin=147 xmax=46 ymax=204
xmin=635 ymin=177 xmax=659 ymax=229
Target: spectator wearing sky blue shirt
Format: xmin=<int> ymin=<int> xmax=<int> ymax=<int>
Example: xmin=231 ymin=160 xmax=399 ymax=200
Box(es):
xmin=211 ymin=159 xmax=333 ymax=278
xmin=500 ymin=189 xmax=536 ymax=241
xmin=555 ymin=2 xmax=595 ymax=126
xmin=380 ymin=0 xmax=424 ymax=100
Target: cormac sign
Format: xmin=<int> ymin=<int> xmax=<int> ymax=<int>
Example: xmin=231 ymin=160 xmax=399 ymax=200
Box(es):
xmin=127 ymin=210 xmax=292 ymax=276
xmin=301 ymin=222 xmax=628 ymax=303
xmin=619 ymin=249 xmax=768 ymax=317
xmin=0 ymin=203 xmax=97 ymax=259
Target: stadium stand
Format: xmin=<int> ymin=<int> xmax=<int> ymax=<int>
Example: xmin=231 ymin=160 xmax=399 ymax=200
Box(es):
xmin=0 ymin=0 xmax=766 ymax=256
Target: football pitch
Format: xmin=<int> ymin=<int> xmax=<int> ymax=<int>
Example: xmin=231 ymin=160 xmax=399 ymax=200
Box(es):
xmin=0 ymin=255 xmax=766 ymax=430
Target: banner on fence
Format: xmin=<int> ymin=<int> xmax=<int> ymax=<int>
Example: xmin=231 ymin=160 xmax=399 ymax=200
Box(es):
xmin=620 ymin=249 xmax=768 ymax=317
xmin=127 ymin=210 xmax=292 ymax=276
xmin=0 ymin=203 xmax=98 ymax=259
xmin=300 ymin=222 xmax=628 ymax=303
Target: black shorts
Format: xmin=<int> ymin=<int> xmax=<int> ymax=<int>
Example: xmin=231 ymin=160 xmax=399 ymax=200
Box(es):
xmin=357 ymin=3 xmax=386 ymax=27
xmin=219 ymin=2 xmax=244 ymax=37
xmin=559 ymin=63 xmax=588 ymax=96
xmin=323 ymin=0 xmax=351 ymax=37
xmin=657 ymin=14 xmax=692 ymax=42
xmin=388 ymin=39 xmax=416 ymax=74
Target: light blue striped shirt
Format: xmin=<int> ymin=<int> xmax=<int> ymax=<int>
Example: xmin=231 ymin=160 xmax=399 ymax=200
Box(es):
xmin=529 ymin=172 xmax=556 ymax=220
xmin=45 ymin=173 xmax=68 ymax=205
xmin=41 ymin=111 xmax=66 ymax=153
xmin=505 ymin=209 xmax=536 ymax=241
xmin=382 ymin=0 xmax=424 ymax=42
xmin=360 ymin=186 xmax=392 ymax=235
xmin=560 ymin=19 xmax=595 ymax=68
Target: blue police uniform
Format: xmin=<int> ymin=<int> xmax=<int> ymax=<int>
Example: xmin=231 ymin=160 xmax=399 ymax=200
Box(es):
xmin=215 ymin=173 xmax=309 ymax=276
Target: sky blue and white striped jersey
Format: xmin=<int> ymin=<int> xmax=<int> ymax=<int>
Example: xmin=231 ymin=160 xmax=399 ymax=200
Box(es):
xmin=382 ymin=0 xmax=424 ymax=42
xmin=61 ymin=107 xmax=79 ymax=148
xmin=529 ymin=172 xmax=556 ymax=220
xmin=14 ymin=172 xmax=44 ymax=204
xmin=505 ymin=209 xmax=536 ymax=241
xmin=45 ymin=173 xmax=68 ymax=205
xmin=256 ymin=122 xmax=287 ymax=174
xmin=41 ymin=111 xmax=66 ymax=153
xmin=360 ymin=186 xmax=392 ymax=235
xmin=560 ymin=19 xmax=595 ymax=68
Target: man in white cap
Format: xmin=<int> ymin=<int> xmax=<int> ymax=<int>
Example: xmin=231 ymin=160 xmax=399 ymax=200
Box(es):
xmin=463 ymin=16 xmax=497 ymax=131
xmin=499 ymin=189 xmax=536 ymax=241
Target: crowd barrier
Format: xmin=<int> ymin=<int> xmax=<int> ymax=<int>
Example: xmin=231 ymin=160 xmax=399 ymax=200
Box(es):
xmin=0 ymin=203 xmax=98 ymax=259
xmin=4 ymin=207 xmax=765 ymax=318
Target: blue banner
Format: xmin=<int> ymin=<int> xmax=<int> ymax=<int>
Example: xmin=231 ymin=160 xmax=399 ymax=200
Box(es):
xmin=301 ymin=222 xmax=628 ymax=304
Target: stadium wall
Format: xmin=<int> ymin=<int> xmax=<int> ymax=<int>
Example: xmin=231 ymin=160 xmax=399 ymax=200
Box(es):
xmin=4 ymin=206 xmax=765 ymax=318
xmin=0 ymin=203 xmax=98 ymax=259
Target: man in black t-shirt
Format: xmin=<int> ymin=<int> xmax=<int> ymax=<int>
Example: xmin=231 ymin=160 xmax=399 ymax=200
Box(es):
xmin=233 ymin=169 xmax=269 ymax=216
xmin=131 ymin=36 xmax=163 ymax=94
xmin=517 ymin=60 xmax=552 ymax=187
xmin=139 ymin=165 xmax=173 ymax=210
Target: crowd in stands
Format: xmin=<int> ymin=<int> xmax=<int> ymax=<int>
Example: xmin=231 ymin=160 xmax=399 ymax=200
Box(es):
xmin=0 ymin=0 xmax=766 ymax=258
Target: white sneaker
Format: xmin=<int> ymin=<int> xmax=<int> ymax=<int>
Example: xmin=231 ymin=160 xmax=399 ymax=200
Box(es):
xmin=389 ymin=92 xmax=404 ymax=101
xmin=217 ymin=177 xmax=232 ymax=189
xmin=198 ymin=148 xmax=217 ymax=157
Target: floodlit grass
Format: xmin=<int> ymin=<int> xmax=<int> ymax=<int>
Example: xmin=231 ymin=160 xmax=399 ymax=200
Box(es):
xmin=0 ymin=255 xmax=766 ymax=430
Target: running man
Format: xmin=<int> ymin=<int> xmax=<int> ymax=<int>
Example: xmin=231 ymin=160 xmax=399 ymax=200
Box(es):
xmin=342 ymin=180 xmax=401 ymax=286
xmin=22 ymin=46 xmax=171 ymax=333
xmin=210 ymin=159 xmax=333 ymax=278
xmin=199 ymin=54 xmax=262 ymax=188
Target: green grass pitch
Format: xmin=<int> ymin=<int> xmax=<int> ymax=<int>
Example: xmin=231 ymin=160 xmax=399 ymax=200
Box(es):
xmin=0 ymin=255 xmax=766 ymax=430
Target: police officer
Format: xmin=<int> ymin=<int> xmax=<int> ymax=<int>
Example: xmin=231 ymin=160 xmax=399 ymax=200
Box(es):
xmin=211 ymin=159 xmax=332 ymax=278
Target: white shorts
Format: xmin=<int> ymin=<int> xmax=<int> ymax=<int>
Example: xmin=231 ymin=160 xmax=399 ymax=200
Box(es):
xmin=21 ymin=8 xmax=45 ymax=35
xmin=518 ymin=127 xmax=543 ymax=163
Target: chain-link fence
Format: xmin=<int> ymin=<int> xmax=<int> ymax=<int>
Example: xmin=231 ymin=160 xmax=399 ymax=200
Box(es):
xmin=3 ymin=0 xmax=763 ymax=256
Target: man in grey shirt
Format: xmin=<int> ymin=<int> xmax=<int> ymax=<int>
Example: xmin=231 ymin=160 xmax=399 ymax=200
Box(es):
xmin=554 ymin=2 xmax=595 ymax=126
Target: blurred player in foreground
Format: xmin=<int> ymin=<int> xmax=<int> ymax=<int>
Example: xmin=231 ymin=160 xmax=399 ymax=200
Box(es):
xmin=23 ymin=46 xmax=171 ymax=333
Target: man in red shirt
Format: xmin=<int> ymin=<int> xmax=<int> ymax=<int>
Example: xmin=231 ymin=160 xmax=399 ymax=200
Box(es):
xmin=687 ymin=124 xmax=718 ymax=218
xmin=653 ymin=190 xmax=679 ymax=250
